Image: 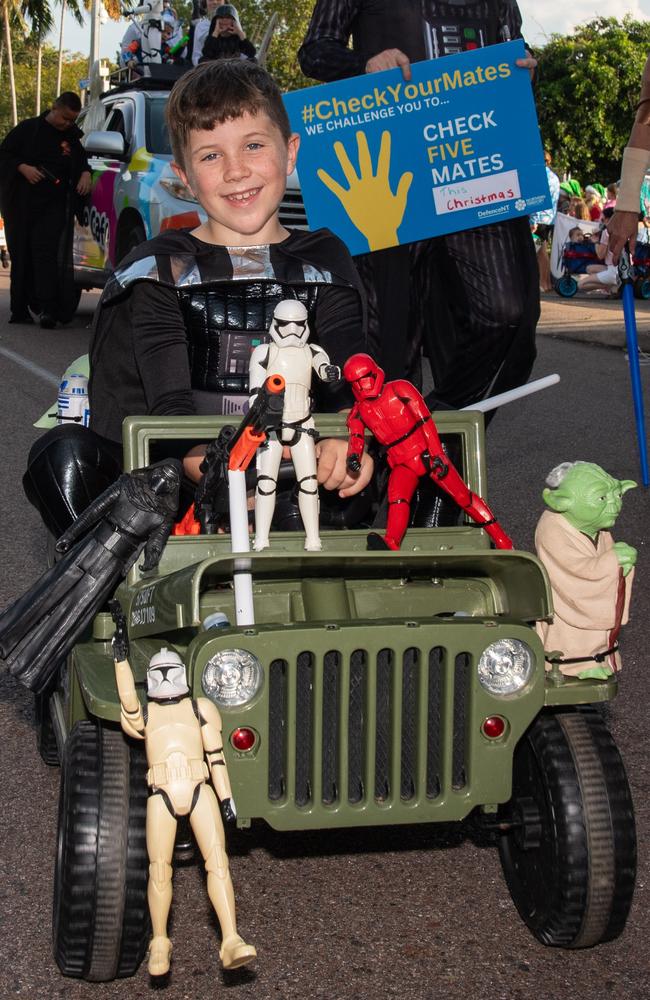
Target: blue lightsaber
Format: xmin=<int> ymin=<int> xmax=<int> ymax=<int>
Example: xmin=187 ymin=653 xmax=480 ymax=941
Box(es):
xmin=620 ymin=244 xmax=649 ymax=486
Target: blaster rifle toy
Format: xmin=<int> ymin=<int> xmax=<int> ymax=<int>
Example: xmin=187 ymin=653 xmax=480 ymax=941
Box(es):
xmin=227 ymin=373 xmax=285 ymax=472
xmin=227 ymin=373 xmax=285 ymax=625
xmin=174 ymin=374 xmax=286 ymax=536
xmin=38 ymin=164 xmax=60 ymax=186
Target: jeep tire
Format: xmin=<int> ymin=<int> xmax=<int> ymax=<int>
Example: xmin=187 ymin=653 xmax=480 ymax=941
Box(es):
xmin=53 ymin=720 xmax=150 ymax=980
xmin=35 ymin=691 xmax=60 ymax=766
xmin=498 ymin=708 xmax=636 ymax=948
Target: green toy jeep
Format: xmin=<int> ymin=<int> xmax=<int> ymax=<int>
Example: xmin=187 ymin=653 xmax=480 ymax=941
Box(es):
xmin=43 ymin=412 xmax=636 ymax=981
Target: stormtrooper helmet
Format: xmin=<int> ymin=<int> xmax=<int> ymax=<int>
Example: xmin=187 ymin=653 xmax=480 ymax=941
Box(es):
xmin=269 ymin=299 xmax=310 ymax=348
xmin=147 ymin=647 xmax=189 ymax=699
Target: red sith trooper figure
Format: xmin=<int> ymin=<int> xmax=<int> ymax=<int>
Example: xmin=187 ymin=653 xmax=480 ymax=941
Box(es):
xmin=343 ymin=354 xmax=513 ymax=551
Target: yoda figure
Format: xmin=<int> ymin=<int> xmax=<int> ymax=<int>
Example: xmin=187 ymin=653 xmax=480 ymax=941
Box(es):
xmin=535 ymin=462 xmax=637 ymax=680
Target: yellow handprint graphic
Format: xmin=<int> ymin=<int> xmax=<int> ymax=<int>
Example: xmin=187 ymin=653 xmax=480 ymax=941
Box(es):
xmin=317 ymin=131 xmax=413 ymax=252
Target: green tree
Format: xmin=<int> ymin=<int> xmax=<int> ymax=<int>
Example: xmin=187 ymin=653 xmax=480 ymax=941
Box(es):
xmin=0 ymin=36 xmax=87 ymax=137
xmin=233 ymin=0 xmax=314 ymax=91
xmin=535 ymin=15 xmax=650 ymax=184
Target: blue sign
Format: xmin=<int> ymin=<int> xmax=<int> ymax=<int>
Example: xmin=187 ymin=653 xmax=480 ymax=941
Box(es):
xmin=284 ymin=40 xmax=550 ymax=256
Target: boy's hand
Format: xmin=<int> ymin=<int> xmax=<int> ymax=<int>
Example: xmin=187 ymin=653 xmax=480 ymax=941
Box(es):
xmin=316 ymin=438 xmax=374 ymax=496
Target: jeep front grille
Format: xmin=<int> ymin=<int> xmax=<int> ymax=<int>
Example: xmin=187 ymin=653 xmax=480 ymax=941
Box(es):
xmin=268 ymin=645 xmax=471 ymax=808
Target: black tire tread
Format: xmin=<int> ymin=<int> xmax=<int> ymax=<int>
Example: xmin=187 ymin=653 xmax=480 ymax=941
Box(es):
xmin=117 ymin=738 xmax=150 ymax=975
xmin=499 ymin=708 xmax=636 ymax=949
xmin=35 ymin=692 xmax=60 ymax=766
xmin=53 ymin=721 xmax=102 ymax=978
xmin=53 ymin=720 xmax=150 ymax=981
xmin=87 ymin=728 xmax=130 ymax=982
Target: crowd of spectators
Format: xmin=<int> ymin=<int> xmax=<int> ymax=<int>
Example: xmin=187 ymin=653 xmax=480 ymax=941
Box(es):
xmin=119 ymin=2 xmax=256 ymax=72
xmin=531 ymin=167 xmax=646 ymax=296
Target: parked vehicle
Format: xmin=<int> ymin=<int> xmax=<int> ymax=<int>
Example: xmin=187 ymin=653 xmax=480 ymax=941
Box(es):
xmin=41 ymin=410 xmax=637 ymax=981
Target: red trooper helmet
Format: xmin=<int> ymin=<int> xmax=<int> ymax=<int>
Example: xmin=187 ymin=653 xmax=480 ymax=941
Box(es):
xmin=343 ymin=353 xmax=385 ymax=400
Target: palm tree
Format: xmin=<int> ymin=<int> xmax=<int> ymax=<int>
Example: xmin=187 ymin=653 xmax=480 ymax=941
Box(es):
xmin=0 ymin=1 xmax=22 ymax=124
xmin=56 ymin=0 xmax=84 ymax=96
xmin=27 ymin=3 xmax=54 ymax=116
xmin=0 ymin=0 xmax=53 ymax=124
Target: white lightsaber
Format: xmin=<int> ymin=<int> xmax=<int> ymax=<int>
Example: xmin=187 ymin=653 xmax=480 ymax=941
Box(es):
xmin=462 ymin=373 xmax=560 ymax=413
xmin=228 ymin=469 xmax=255 ymax=627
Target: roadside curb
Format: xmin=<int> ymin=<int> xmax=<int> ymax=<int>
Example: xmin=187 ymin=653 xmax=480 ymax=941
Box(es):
xmin=537 ymin=293 xmax=650 ymax=352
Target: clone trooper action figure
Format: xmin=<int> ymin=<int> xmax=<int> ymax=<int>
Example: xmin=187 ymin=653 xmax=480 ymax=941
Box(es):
xmin=111 ymin=615 xmax=256 ymax=977
xmin=249 ymin=299 xmax=340 ymax=551
xmin=343 ymin=353 xmax=513 ymax=551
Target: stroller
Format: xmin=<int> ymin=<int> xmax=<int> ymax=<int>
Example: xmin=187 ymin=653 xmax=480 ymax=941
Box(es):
xmin=550 ymin=213 xmax=601 ymax=297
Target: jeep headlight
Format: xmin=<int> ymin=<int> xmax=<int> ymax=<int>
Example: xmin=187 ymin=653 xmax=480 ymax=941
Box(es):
xmin=202 ymin=649 xmax=263 ymax=707
xmin=477 ymin=639 xmax=533 ymax=695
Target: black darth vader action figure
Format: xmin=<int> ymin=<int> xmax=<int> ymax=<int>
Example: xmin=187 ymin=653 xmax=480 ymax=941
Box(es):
xmin=0 ymin=460 xmax=181 ymax=694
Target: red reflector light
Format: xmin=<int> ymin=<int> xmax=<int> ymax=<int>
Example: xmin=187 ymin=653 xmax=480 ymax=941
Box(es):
xmin=231 ymin=727 xmax=256 ymax=752
xmin=482 ymin=716 xmax=506 ymax=739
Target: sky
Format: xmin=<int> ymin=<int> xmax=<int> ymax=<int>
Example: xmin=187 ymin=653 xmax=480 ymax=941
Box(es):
xmin=49 ymin=1 xmax=650 ymax=67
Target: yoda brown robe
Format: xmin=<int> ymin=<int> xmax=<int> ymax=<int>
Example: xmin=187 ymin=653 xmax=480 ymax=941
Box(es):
xmin=535 ymin=510 xmax=634 ymax=676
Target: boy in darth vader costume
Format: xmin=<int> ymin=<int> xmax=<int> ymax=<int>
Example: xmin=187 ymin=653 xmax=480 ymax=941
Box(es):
xmin=0 ymin=461 xmax=181 ymax=694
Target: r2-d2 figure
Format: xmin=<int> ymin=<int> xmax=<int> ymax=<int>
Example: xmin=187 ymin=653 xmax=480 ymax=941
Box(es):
xmin=57 ymin=372 xmax=90 ymax=427
xmin=249 ymin=300 xmax=340 ymax=551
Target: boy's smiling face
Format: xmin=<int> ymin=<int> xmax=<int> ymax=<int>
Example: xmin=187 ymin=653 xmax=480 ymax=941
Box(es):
xmin=172 ymin=110 xmax=299 ymax=246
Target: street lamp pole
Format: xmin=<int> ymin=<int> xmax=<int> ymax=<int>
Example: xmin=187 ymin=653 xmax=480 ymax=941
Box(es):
xmin=88 ymin=0 xmax=102 ymax=71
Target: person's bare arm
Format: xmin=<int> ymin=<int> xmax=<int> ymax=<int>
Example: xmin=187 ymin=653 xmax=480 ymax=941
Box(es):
xmin=608 ymin=56 xmax=650 ymax=262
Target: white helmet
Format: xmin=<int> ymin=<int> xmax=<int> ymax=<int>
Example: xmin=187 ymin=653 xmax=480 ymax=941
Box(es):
xmin=269 ymin=299 xmax=310 ymax=348
xmin=147 ymin=647 xmax=189 ymax=699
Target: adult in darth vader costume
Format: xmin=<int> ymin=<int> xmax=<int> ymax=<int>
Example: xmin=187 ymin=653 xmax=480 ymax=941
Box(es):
xmin=299 ymin=1 xmax=540 ymax=413
xmin=0 ymin=461 xmax=181 ymax=695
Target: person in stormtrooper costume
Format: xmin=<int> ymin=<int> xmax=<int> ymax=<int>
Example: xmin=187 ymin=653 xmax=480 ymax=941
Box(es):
xmin=299 ymin=1 xmax=540 ymax=415
xmin=249 ymin=300 xmax=341 ymax=551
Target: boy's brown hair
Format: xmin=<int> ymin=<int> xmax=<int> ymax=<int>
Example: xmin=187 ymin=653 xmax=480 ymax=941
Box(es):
xmin=166 ymin=61 xmax=292 ymax=168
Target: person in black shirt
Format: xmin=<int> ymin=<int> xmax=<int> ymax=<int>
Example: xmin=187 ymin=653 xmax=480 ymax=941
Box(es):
xmin=298 ymin=1 xmax=540 ymax=416
xmin=199 ymin=4 xmax=256 ymax=63
xmin=0 ymin=92 xmax=91 ymax=327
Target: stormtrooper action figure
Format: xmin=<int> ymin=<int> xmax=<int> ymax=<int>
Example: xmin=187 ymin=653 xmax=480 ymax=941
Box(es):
xmin=249 ymin=299 xmax=340 ymax=551
xmin=111 ymin=611 xmax=256 ymax=977
xmin=343 ymin=353 xmax=513 ymax=551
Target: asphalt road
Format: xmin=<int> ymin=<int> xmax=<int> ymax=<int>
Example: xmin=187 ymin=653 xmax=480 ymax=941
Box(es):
xmin=0 ymin=273 xmax=648 ymax=1000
